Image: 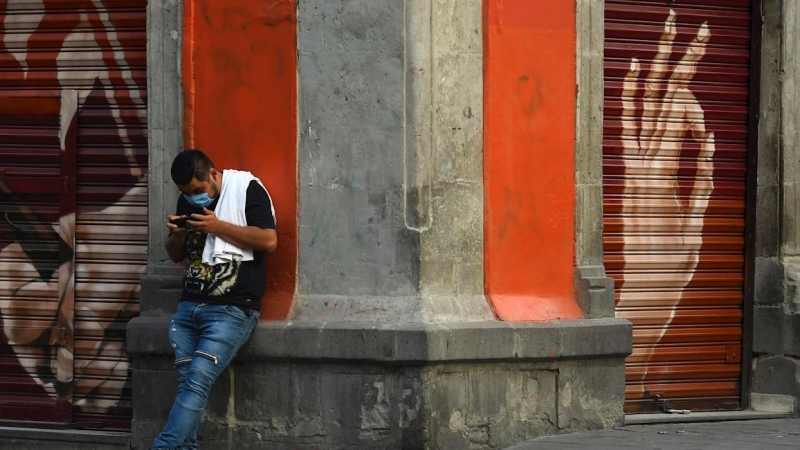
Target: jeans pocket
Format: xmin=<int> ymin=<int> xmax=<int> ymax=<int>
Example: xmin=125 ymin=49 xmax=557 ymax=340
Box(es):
xmin=222 ymin=304 xmax=248 ymax=321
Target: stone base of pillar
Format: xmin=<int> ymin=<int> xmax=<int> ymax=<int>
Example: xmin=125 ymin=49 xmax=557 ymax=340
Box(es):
xmin=127 ymin=317 xmax=631 ymax=449
xmin=289 ymin=294 xmax=497 ymax=323
xmin=574 ymin=265 xmax=616 ymax=319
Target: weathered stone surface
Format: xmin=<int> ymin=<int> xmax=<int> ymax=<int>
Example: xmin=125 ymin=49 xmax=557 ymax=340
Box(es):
xmin=130 ymin=319 xmax=631 ymax=449
xmin=557 ymin=360 xmax=626 ymax=430
xmin=420 ymin=0 xmax=485 ymax=307
xmin=130 ymin=366 xmax=174 ymax=449
xmin=147 ymin=0 xmax=183 ymax=264
xmin=128 ymin=318 xmax=633 ymax=364
xmin=752 ymin=356 xmax=800 ymax=411
xmin=757 ymin=185 xmax=781 ymax=258
xmin=574 ymin=0 xmax=605 ymax=269
xmin=297 ymin=0 xmax=418 ymax=306
xmin=792 ymin=313 xmax=800 ymax=356
xmin=138 ymin=270 xmax=183 ymax=317
xmin=753 ymin=306 xmax=786 ymax=354
xmin=574 ymin=266 xmax=616 ymax=319
xmin=294 ymin=0 xmax=494 ymax=323
xmin=750 ymin=393 xmax=797 ymax=413
xmin=574 ymin=186 xmax=605 ymax=268
xmin=754 ymin=257 xmax=784 ymax=305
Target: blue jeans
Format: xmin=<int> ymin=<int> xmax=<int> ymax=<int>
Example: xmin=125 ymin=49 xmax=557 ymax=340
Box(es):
xmin=152 ymin=301 xmax=259 ymax=450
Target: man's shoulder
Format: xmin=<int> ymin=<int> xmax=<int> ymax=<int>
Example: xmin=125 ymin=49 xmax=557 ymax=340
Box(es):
xmin=245 ymin=180 xmax=270 ymax=201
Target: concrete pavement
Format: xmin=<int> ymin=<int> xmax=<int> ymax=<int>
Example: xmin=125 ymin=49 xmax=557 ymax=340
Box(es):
xmin=508 ymin=418 xmax=800 ymax=449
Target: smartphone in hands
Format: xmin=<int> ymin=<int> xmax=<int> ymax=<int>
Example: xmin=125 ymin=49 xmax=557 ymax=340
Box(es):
xmin=170 ymin=216 xmax=189 ymax=229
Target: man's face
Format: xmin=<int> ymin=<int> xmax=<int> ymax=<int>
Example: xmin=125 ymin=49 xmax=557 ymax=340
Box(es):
xmin=178 ymin=168 xmax=221 ymax=199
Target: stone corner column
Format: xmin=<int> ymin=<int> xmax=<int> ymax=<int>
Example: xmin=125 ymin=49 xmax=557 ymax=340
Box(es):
xmin=291 ymin=0 xmax=493 ymax=323
xmin=129 ymin=2 xmax=185 ymax=448
xmin=139 ymin=0 xmax=184 ymax=318
xmin=574 ymin=0 xmax=615 ymax=319
xmin=751 ymin=0 xmax=800 ymax=414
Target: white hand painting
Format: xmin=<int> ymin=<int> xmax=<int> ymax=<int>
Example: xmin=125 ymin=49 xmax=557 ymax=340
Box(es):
xmin=615 ymin=10 xmax=716 ymax=392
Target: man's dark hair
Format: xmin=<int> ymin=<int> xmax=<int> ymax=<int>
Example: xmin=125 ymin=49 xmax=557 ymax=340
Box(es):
xmin=171 ymin=149 xmax=215 ymax=185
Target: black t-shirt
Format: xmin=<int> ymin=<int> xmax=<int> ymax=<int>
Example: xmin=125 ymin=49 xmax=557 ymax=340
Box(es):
xmin=175 ymin=180 xmax=276 ymax=312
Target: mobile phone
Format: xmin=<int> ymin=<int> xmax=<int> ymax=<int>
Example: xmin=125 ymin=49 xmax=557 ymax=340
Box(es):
xmin=170 ymin=216 xmax=189 ymax=229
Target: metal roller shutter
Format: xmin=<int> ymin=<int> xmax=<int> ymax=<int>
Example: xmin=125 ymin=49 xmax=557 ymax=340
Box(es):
xmin=0 ymin=1 xmax=147 ymax=429
xmin=603 ymin=0 xmax=752 ymax=412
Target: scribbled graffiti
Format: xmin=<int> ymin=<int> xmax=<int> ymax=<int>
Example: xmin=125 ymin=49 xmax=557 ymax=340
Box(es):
xmin=0 ymin=0 xmax=147 ymax=426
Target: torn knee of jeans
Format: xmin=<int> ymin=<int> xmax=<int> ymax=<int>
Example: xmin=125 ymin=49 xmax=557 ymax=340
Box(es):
xmin=194 ymin=350 xmax=219 ymax=365
xmin=174 ymin=358 xmax=192 ymax=368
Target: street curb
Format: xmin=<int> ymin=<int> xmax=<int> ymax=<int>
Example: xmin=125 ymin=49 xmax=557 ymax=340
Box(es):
xmin=625 ymin=410 xmax=796 ymax=425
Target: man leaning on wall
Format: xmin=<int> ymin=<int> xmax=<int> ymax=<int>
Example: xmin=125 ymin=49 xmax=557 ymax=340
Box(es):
xmin=153 ymin=150 xmax=277 ymax=449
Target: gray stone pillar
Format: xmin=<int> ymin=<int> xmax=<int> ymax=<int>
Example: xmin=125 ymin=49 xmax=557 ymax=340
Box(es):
xmin=573 ymin=0 xmax=616 ymax=319
xmin=751 ymin=0 xmax=800 ymax=413
xmin=129 ymin=1 xmax=184 ymax=445
xmin=291 ymin=0 xmax=493 ymax=322
xmin=140 ymin=0 xmax=185 ymax=318
xmin=146 ymin=0 xmax=183 ymax=267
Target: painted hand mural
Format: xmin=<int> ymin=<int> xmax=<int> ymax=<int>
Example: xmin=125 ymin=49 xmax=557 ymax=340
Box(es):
xmin=0 ymin=0 xmax=147 ymax=424
xmin=615 ymin=9 xmax=716 ymax=396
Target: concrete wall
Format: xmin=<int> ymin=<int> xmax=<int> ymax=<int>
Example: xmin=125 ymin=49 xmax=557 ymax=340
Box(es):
xmin=751 ymin=0 xmax=800 ymax=412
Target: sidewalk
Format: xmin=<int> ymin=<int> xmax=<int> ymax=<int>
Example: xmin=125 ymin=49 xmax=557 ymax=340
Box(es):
xmin=507 ymin=418 xmax=800 ymax=449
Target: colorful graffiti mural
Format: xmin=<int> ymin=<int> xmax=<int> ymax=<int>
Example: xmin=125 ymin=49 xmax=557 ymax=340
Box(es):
xmin=0 ymin=0 xmax=147 ymax=427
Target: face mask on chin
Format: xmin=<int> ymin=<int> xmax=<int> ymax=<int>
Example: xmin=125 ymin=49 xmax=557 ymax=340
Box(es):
xmin=184 ymin=192 xmax=214 ymax=208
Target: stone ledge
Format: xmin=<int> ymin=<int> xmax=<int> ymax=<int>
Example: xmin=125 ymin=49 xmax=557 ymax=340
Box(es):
xmin=128 ymin=317 xmax=632 ymax=363
xmin=751 ymin=393 xmax=797 ymax=413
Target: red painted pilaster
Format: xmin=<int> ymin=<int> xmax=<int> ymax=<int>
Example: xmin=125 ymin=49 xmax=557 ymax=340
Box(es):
xmin=183 ymin=0 xmax=298 ymax=320
xmin=484 ymin=0 xmax=583 ymax=320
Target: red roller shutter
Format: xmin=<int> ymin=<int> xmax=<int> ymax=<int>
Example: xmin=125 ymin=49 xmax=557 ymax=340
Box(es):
xmin=0 ymin=1 xmax=147 ymax=429
xmin=603 ymin=0 xmax=752 ymax=412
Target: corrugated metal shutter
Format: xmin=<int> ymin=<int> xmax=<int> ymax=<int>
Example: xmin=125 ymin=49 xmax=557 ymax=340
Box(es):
xmin=603 ymin=0 xmax=751 ymax=412
xmin=0 ymin=92 xmax=76 ymax=423
xmin=0 ymin=1 xmax=147 ymax=429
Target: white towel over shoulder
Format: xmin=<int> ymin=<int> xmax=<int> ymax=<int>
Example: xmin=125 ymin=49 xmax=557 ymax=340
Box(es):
xmin=201 ymin=169 xmax=268 ymax=265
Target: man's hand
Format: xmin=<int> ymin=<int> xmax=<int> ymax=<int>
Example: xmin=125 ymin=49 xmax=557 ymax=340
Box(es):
xmin=166 ymin=214 xmax=188 ymax=234
xmin=190 ymin=208 xmax=277 ymax=253
xmin=186 ymin=208 xmax=222 ymax=234
xmin=165 ymin=214 xmax=188 ymax=262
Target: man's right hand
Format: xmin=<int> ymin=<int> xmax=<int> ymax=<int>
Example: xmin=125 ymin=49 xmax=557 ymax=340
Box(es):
xmin=165 ymin=214 xmax=188 ymax=262
xmin=167 ymin=214 xmax=188 ymax=235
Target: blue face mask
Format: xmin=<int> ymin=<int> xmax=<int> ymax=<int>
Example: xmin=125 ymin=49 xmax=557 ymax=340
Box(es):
xmin=184 ymin=192 xmax=214 ymax=208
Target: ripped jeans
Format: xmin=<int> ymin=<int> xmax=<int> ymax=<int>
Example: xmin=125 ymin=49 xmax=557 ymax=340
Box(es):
xmin=152 ymin=300 xmax=259 ymax=450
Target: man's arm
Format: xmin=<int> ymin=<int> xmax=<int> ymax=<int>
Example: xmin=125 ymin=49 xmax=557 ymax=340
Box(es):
xmin=187 ymin=208 xmax=277 ymax=253
xmin=165 ymin=215 xmax=187 ymax=262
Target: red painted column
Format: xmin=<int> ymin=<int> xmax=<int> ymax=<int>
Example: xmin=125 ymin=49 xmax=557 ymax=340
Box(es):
xmin=183 ymin=0 xmax=297 ymax=320
xmin=484 ymin=0 xmax=583 ymax=321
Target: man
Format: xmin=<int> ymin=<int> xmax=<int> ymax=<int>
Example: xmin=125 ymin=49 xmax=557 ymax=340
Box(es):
xmin=153 ymin=149 xmax=277 ymax=449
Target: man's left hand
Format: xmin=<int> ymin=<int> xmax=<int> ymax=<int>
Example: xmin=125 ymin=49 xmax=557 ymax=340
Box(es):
xmin=187 ymin=208 xmax=223 ymax=234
